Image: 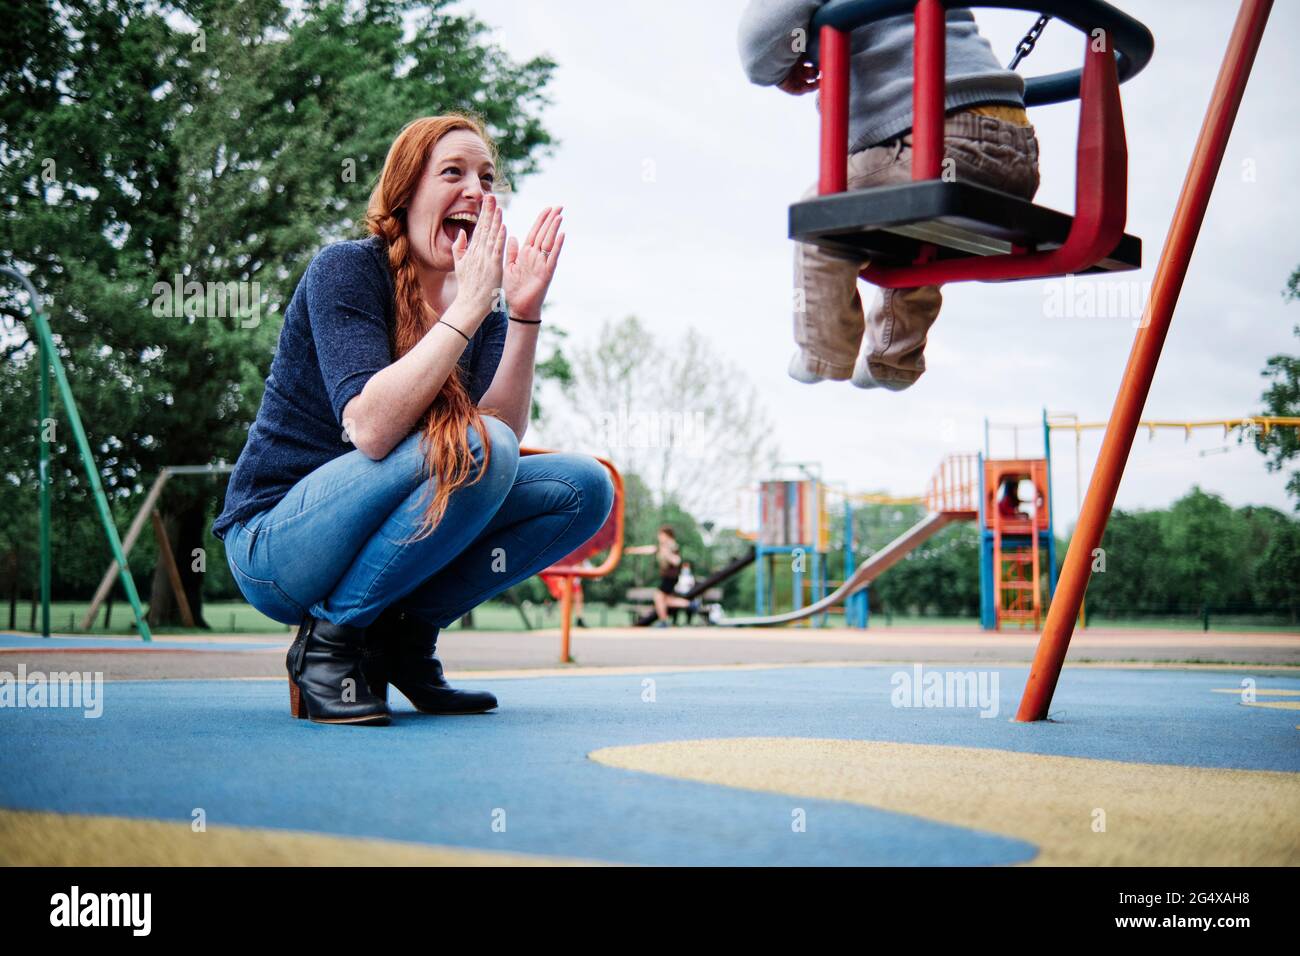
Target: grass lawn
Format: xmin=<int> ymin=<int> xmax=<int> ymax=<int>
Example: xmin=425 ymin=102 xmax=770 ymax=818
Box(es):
xmin=6 ymin=600 xmax=1296 ymax=637
xmin=12 ymin=601 xmax=292 ymax=636
xmin=7 ymin=598 xmax=627 ymax=636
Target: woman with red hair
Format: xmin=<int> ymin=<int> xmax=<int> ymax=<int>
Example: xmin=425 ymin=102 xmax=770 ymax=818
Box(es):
xmin=213 ymin=114 xmax=613 ymax=726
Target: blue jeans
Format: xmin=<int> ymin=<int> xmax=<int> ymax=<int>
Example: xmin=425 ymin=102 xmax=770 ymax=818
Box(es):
xmin=224 ymin=417 xmax=615 ymax=628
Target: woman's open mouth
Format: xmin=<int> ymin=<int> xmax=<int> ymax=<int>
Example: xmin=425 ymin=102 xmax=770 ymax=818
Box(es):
xmin=442 ymin=211 xmax=478 ymax=245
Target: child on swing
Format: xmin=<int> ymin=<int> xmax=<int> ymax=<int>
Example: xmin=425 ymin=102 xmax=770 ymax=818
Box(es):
xmin=738 ymin=1 xmax=1041 ymax=390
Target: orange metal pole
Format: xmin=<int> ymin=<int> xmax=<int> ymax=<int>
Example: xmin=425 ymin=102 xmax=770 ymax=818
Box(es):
xmin=1015 ymin=0 xmax=1273 ymax=722
xmin=992 ymin=503 xmax=1003 ymax=632
xmin=559 ymin=574 xmax=574 ymax=664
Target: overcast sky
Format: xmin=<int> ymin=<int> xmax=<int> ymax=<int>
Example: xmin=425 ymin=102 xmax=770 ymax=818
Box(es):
xmin=454 ymin=0 xmax=1299 ymax=528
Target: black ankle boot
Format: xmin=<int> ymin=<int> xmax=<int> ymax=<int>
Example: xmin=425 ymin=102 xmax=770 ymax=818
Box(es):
xmin=363 ymin=607 xmax=497 ymax=715
xmin=286 ymin=616 xmax=391 ymax=725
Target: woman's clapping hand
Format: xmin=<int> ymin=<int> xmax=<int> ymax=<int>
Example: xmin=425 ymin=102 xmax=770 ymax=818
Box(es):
xmin=451 ymin=192 xmax=506 ymax=320
xmin=504 ymin=205 xmax=564 ymax=322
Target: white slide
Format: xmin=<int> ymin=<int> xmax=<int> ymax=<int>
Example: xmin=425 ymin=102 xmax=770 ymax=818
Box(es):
xmin=714 ymin=511 xmax=957 ymax=627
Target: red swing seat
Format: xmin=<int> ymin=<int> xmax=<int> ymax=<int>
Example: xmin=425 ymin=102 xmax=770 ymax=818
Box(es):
xmin=788 ymin=0 xmax=1154 ymax=286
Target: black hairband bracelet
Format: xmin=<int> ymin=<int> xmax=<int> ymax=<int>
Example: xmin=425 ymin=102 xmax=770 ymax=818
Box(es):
xmin=509 ymin=314 xmax=542 ymax=324
xmin=439 ymin=320 xmax=470 ymax=342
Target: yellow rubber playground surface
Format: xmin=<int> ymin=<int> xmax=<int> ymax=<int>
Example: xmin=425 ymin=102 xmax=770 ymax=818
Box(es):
xmin=1 ymin=625 xmax=1297 ymax=866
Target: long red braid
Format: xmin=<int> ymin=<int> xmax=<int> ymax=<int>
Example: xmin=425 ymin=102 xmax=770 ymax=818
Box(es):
xmin=364 ymin=115 xmax=499 ymax=539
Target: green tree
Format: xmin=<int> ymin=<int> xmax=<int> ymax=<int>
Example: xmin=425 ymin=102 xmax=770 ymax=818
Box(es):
xmin=1083 ymin=508 xmax=1170 ymax=614
xmin=1082 ymin=488 xmax=1299 ymax=620
xmin=1 ymin=0 xmax=557 ymax=626
xmin=1253 ymin=266 xmax=1300 ymax=508
xmin=1163 ymin=487 xmax=1251 ymax=611
xmin=1255 ymin=518 xmax=1300 ymax=622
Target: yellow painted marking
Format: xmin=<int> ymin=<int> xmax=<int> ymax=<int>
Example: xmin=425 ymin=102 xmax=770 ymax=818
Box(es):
xmin=589 ymin=738 xmax=1300 ymax=866
xmin=1213 ymin=688 xmax=1300 ymax=711
xmin=0 ymin=809 xmax=604 ymax=867
xmin=1243 ymin=700 xmax=1300 ymax=711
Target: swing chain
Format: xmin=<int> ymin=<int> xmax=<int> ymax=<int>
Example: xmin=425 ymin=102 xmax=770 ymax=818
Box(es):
xmin=1008 ymin=15 xmax=1052 ymax=70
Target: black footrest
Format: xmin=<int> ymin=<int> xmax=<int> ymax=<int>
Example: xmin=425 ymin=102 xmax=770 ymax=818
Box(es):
xmin=789 ymin=180 xmax=1141 ymax=276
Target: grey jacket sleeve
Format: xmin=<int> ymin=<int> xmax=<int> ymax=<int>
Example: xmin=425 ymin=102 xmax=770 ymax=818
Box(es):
xmin=737 ymin=0 xmax=826 ymax=86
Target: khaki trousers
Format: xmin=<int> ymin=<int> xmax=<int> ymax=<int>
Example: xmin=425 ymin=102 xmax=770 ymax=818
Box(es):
xmin=794 ymin=111 xmax=1041 ymax=385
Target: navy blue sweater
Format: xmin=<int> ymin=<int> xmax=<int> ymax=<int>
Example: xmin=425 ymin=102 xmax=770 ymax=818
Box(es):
xmin=212 ymin=236 xmax=507 ymax=539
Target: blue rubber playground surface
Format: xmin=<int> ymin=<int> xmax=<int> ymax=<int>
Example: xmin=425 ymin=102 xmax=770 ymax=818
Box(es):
xmin=2 ymin=661 xmax=1297 ymax=865
xmin=0 ymin=633 xmax=285 ymax=653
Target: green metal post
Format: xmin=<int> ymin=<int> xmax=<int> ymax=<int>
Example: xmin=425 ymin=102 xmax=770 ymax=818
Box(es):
xmin=39 ymin=331 xmax=51 ymax=637
xmin=1042 ymin=408 xmax=1058 ymax=600
xmin=4 ymin=267 xmax=152 ymax=642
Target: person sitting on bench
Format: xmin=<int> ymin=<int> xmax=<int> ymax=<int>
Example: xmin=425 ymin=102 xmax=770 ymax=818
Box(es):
xmin=626 ymin=526 xmax=701 ymax=627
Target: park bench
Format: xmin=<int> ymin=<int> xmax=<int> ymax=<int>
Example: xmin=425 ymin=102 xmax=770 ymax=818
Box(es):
xmin=625 ymin=587 xmax=723 ymax=626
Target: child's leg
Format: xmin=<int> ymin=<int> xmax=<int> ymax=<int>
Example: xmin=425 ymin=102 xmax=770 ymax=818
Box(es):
xmin=792 ymin=223 xmax=869 ymax=380
xmin=854 ymin=112 xmax=1041 ymax=391
xmin=791 ymin=140 xmax=913 ymax=381
xmin=854 ymin=285 xmax=943 ymax=390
